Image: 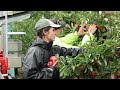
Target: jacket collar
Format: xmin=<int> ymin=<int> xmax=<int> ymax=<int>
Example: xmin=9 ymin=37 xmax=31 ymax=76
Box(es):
xmin=31 ymin=37 xmax=53 ymax=50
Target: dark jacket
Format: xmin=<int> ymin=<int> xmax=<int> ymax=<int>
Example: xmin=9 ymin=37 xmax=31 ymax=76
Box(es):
xmin=22 ymin=37 xmax=83 ymax=79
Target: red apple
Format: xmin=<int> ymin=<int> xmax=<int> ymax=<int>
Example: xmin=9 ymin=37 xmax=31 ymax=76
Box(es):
xmin=91 ymin=71 xmax=97 ymax=78
xmin=97 ymin=26 xmax=103 ymax=32
xmin=50 ymin=56 xmax=58 ymax=62
xmin=49 ymin=56 xmax=59 ymax=66
xmin=94 ymin=61 xmax=99 ymax=67
xmin=110 ymin=74 xmax=117 ymax=79
xmin=47 ymin=61 xmax=53 ymax=67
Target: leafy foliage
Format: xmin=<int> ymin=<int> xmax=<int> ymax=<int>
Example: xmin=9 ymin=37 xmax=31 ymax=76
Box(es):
xmin=12 ymin=11 xmax=120 ymax=79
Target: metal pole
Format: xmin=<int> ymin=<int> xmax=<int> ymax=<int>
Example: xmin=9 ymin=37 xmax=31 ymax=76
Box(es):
xmin=3 ymin=11 xmax=8 ymax=58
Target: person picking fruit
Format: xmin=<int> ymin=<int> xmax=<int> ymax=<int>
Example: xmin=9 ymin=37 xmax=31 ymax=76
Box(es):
xmin=49 ymin=19 xmax=97 ymax=48
xmin=22 ymin=18 xmax=84 ymax=79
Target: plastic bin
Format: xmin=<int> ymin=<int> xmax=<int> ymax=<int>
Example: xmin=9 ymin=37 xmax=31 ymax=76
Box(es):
xmin=8 ymin=39 xmax=22 ymax=52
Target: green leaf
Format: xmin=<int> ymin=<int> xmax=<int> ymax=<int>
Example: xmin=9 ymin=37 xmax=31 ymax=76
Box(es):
xmin=84 ymin=67 xmax=88 ymax=73
xmin=71 ymin=66 xmax=75 ymax=71
xmin=89 ymin=53 xmax=92 ymax=58
xmin=87 ymin=64 xmax=93 ymax=72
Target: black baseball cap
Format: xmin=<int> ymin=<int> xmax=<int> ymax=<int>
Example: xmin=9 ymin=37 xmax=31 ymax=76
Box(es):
xmin=49 ymin=19 xmax=66 ymax=28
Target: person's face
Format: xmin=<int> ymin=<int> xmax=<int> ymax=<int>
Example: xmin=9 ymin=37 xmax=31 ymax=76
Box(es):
xmin=45 ymin=27 xmax=56 ymax=42
xmin=54 ymin=28 xmax=62 ymax=37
